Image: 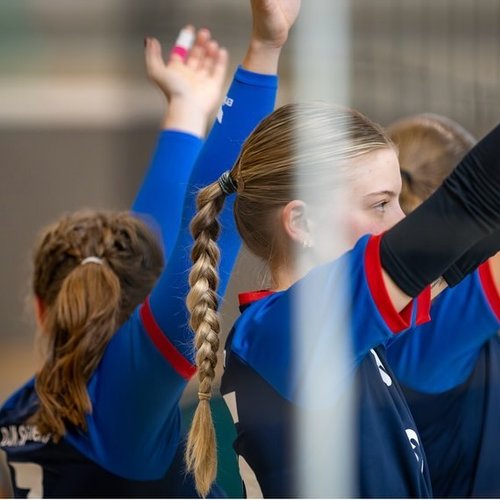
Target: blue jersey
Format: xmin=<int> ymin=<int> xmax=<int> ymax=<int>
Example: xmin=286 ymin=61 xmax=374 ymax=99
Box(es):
xmin=0 ymin=66 xmax=278 ymax=498
xmin=0 ymin=378 xmax=220 ymax=498
xmin=387 ymin=261 xmax=500 ymax=497
xmin=221 ymin=234 xmax=433 ymax=498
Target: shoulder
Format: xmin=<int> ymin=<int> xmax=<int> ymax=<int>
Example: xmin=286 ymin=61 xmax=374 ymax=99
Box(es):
xmin=0 ymin=377 xmax=37 ymax=423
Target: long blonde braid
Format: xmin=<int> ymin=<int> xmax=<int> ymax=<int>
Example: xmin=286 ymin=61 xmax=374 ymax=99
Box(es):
xmin=185 ymin=102 xmax=393 ymax=495
xmin=185 ymin=183 xmax=228 ymax=497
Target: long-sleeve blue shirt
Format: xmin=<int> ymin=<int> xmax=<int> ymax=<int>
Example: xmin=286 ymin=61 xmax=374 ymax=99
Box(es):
xmin=387 ymin=261 xmax=500 ymax=497
xmin=221 ymin=234 xmax=432 ymax=498
xmin=0 ymin=66 xmax=277 ymax=498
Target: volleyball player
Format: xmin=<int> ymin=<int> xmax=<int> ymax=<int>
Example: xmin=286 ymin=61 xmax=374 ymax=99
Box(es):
xmin=0 ymin=2 xmax=288 ymax=494
xmin=386 ymin=114 xmax=500 ymax=497
xmin=185 ymin=96 xmax=500 ymax=496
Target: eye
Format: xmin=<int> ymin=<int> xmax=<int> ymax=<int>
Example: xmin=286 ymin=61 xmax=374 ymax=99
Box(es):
xmin=373 ymin=200 xmax=389 ymax=213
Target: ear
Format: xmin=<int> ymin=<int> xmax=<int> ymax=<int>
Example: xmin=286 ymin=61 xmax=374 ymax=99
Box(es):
xmin=280 ymin=200 xmax=314 ymax=247
xmin=34 ymin=295 xmax=46 ymax=330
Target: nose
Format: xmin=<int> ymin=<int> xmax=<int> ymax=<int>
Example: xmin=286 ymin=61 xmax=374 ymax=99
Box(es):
xmin=394 ymin=203 xmax=406 ymax=224
xmin=385 ymin=202 xmax=406 ymax=232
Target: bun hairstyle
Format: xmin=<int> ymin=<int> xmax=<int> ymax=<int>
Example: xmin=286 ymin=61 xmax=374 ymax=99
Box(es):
xmin=31 ymin=210 xmax=163 ymax=439
xmin=387 ymin=113 xmax=476 ymax=213
xmin=185 ymin=102 xmax=393 ymax=496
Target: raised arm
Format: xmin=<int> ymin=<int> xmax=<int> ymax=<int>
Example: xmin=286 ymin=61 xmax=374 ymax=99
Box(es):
xmin=243 ymin=0 xmax=300 ymax=73
xmin=149 ymin=0 xmax=301 ymax=353
xmin=63 ymin=27 xmax=228 ymax=482
xmin=80 ymin=2 xmax=299 ymax=482
xmin=381 ymin=124 xmax=500 ymax=311
xmin=180 ymin=1 xmax=301 ymax=495
xmin=132 ymin=27 xmax=227 ymax=258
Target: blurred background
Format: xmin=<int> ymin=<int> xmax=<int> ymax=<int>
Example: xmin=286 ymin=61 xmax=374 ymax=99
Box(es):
xmin=1 ymin=0 xmax=500 ymax=494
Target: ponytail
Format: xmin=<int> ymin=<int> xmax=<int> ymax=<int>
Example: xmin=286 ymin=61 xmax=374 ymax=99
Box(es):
xmin=185 ymin=181 xmax=228 ymax=497
xmin=33 ymin=260 xmax=120 ymax=439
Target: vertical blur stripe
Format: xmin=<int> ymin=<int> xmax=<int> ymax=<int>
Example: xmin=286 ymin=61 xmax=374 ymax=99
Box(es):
xmin=292 ymin=1 xmax=355 ymax=497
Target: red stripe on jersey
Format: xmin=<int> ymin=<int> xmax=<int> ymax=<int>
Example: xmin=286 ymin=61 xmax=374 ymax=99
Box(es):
xmin=139 ymin=297 xmax=196 ymax=380
xmin=415 ymin=286 xmax=431 ymax=326
xmin=365 ymin=234 xmax=413 ymax=333
xmin=479 ymin=260 xmax=500 ymax=320
xmin=239 ymin=289 xmax=275 ymax=307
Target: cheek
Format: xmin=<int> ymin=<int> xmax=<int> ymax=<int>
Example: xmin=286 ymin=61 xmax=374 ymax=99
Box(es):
xmin=344 ymin=210 xmax=386 ymax=245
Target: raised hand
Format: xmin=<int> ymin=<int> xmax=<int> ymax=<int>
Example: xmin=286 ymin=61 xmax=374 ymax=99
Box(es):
xmin=244 ymin=0 xmax=301 ymax=74
xmin=145 ymin=26 xmax=228 ymax=135
xmin=250 ymin=0 xmax=301 ymax=49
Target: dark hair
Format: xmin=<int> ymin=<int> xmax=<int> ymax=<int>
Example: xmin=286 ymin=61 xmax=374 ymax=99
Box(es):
xmin=31 ymin=210 xmax=163 ymax=440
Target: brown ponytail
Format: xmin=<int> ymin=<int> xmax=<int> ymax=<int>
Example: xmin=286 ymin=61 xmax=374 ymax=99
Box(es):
xmin=185 ymin=182 xmax=227 ymax=497
xmin=35 ymin=261 xmax=120 ymax=437
xmin=31 ymin=211 xmax=163 ymax=440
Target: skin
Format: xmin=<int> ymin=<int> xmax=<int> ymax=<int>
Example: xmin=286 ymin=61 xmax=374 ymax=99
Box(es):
xmin=343 ymin=148 xmax=405 ymax=247
xmin=144 ymin=27 xmax=228 ymax=137
xmin=277 ymin=146 xmax=446 ymax=309
xmin=33 ymin=28 xmax=229 ymax=328
xmin=243 ymin=0 xmax=301 ymax=74
xmin=0 ymin=450 xmax=13 ymax=498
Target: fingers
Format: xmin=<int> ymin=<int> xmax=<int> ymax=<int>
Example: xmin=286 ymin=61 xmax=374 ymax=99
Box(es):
xmin=144 ymin=37 xmax=165 ymax=81
xmin=203 ymin=40 xmax=228 ymax=82
xmin=146 ymin=25 xmax=228 ymax=82
xmin=185 ymin=28 xmax=211 ymax=70
xmin=201 ymin=40 xmax=219 ymax=73
xmin=212 ymin=47 xmax=228 ymax=83
xmin=169 ymin=25 xmax=195 ymax=63
xmin=182 ymin=27 xmax=227 ymax=80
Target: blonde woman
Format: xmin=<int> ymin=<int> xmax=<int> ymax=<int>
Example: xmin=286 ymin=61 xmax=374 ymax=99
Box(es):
xmin=186 ymin=100 xmax=500 ymax=496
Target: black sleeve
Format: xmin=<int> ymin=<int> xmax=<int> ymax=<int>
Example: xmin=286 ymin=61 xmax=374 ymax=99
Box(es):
xmin=381 ymin=124 xmax=500 ymax=297
xmin=442 ymin=230 xmax=500 ymax=287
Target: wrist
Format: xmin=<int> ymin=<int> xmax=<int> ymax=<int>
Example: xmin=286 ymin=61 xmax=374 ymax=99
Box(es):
xmin=242 ymin=39 xmax=282 ymax=75
xmin=162 ymin=98 xmax=209 ymax=138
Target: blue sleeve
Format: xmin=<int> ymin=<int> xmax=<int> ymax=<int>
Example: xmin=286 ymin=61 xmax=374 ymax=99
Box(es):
xmin=230 ymin=234 xmax=425 ymax=407
xmin=65 ymin=309 xmax=186 ymax=480
xmin=66 ymin=67 xmax=278 ymax=479
xmin=131 ymin=130 xmax=203 ymax=259
xmin=386 ymin=262 xmax=500 ymax=393
xmin=149 ymin=66 xmax=278 ymax=361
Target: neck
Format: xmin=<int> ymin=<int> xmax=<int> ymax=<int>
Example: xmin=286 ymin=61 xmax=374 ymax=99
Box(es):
xmin=271 ymin=260 xmax=312 ymax=291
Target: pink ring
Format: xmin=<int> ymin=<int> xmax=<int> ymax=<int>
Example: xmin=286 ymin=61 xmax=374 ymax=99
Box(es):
xmin=171 ymin=46 xmax=188 ymax=60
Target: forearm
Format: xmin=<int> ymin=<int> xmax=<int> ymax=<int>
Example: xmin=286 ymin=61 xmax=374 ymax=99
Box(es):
xmin=149 ymin=65 xmax=278 ymax=358
xmin=381 ymin=124 xmax=500 ymax=302
xmin=131 ymin=131 xmax=203 ymax=257
xmin=443 ymin=232 xmax=500 ymax=288
xmin=160 ymin=97 xmax=210 ymax=138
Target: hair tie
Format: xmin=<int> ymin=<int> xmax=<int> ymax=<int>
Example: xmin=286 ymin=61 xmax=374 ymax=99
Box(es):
xmin=81 ymin=256 xmax=104 ymax=266
xmin=218 ymin=171 xmax=238 ymax=195
xmin=198 ymin=391 xmax=211 ymax=402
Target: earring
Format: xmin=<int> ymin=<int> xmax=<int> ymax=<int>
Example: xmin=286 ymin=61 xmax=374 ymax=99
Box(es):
xmin=302 ymin=239 xmax=313 ymax=249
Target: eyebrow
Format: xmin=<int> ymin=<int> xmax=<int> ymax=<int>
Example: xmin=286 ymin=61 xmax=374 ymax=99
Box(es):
xmin=364 ymin=190 xmax=398 ymax=199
